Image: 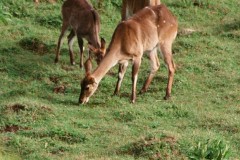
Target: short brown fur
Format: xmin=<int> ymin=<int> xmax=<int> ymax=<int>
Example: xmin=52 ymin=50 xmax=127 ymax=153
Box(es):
xmin=54 ymin=0 xmax=106 ymax=68
xmin=121 ymin=0 xmax=161 ymax=20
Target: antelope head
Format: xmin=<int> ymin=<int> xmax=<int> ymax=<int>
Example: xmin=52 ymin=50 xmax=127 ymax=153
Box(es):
xmin=79 ymin=58 xmax=99 ymax=104
xmin=88 ymin=37 xmax=106 ymax=65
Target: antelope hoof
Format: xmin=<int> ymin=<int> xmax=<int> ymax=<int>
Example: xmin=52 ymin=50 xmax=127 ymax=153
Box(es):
xmin=164 ymin=95 xmax=171 ymax=100
xmin=131 ymin=99 xmax=136 ymax=103
xmin=79 ymin=100 xmax=83 ymax=105
xmin=54 ymin=58 xmax=59 ymax=63
xmin=113 ymin=90 xmax=120 ymax=96
xmin=80 ymin=64 xmax=83 ymax=69
xmin=79 ymin=97 xmax=89 ymax=105
xmin=139 ymin=88 xmax=147 ymax=94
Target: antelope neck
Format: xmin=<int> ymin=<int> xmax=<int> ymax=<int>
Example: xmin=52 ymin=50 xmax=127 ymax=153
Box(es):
xmin=92 ymin=51 xmax=119 ymax=83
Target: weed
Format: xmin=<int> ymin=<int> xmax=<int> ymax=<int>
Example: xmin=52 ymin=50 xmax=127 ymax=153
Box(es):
xmin=1 ymin=0 xmax=30 ymax=18
xmin=35 ymin=14 xmax=62 ymax=28
xmin=0 ymin=3 xmax=12 ymax=25
xmin=189 ymin=139 xmax=231 ymax=160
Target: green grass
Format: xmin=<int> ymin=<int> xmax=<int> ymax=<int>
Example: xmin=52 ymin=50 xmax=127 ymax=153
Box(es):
xmin=0 ymin=0 xmax=240 ymax=159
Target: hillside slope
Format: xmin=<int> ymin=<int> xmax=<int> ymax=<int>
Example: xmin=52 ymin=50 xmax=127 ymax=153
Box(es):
xmin=0 ymin=0 xmax=239 ymax=159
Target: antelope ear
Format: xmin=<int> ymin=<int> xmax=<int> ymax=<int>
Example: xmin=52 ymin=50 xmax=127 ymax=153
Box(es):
xmin=88 ymin=44 xmax=97 ymax=53
xmin=84 ymin=58 xmax=92 ymax=75
xmin=89 ymin=77 xmax=97 ymax=85
xmin=100 ymin=37 xmax=106 ymax=49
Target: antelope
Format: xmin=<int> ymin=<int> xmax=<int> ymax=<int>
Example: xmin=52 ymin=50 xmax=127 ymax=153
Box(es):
xmin=79 ymin=4 xmax=178 ymax=104
xmin=54 ymin=0 xmax=106 ymax=68
xmin=122 ymin=0 xmax=161 ymax=21
xmin=121 ymin=0 xmax=161 ymax=91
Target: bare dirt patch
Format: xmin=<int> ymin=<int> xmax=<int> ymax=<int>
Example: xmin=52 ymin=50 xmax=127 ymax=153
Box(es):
xmin=1 ymin=125 xmax=29 ymax=133
xmin=49 ymin=76 xmax=60 ymax=84
xmin=9 ymin=104 xmax=26 ymax=113
xmin=53 ymin=85 xmax=66 ymax=94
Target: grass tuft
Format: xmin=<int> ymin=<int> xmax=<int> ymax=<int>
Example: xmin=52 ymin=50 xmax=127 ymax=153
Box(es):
xmin=119 ymin=134 xmax=186 ymax=159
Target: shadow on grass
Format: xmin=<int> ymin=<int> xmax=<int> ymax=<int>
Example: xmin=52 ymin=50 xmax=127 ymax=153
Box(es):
xmin=214 ymin=20 xmax=240 ymax=41
xmin=19 ymin=37 xmax=56 ymax=55
xmin=118 ymin=134 xmax=186 ymax=159
xmin=221 ymin=20 xmax=240 ymax=32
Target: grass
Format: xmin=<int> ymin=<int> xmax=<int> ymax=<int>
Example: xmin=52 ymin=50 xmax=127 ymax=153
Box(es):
xmin=0 ymin=0 xmax=240 ymax=159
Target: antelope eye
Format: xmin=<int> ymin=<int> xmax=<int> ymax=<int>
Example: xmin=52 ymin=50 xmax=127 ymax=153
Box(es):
xmin=85 ymin=86 xmax=90 ymax=90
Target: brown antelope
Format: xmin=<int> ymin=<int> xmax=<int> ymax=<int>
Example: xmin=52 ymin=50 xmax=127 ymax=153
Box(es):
xmin=79 ymin=4 xmax=178 ymax=104
xmin=122 ymin=0 xmax=161 ymax=20
xmin=121 ymin=0 xmax=162 ymax=92
xmin=54 ymin=0 xmax=106 ymax=68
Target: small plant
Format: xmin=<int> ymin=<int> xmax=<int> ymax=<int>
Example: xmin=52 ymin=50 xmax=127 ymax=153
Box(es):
xmin=36 ymin=14 xmax=62 ymax=28
xmin=1 ymin=0 xmax=29 ymax=18
xmin=189 ymin=139 xmax=231 ymax=160
xmin=0 ymin=3 xmax=12 ymax=24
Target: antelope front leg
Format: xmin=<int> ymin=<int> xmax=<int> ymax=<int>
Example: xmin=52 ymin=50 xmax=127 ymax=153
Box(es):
xmin=161 ymin=44 xmax=175 ymax=100
xmin=77 ymin=37 xmax=84 ymax=68
xmin=67 ymin=30 xmax=76 ymax=65
xmin=165 ymin=58 xmax=175 ymax=100
xmin=140 ymin=48 xmax=160 ymax=93
xmin=114 ymin=61 xmax=128 ymax=95
xmin=55 ymin=22 xmax=68 ymax=63
xmin=131 ymin=58 xmax=141 ymax=103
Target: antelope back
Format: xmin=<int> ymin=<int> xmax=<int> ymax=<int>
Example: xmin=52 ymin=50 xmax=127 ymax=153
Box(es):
xmin=114 ymin=4 xmax=178 ymax=55
xmin=122 ymin=0 xmax=161 ymax=20
xmin=150 ymin=0 xmax=161 ymax=6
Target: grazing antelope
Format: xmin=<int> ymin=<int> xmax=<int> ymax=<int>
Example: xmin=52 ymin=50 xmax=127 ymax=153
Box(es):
xmin=55 ymin=0 xmax=106 ymax=68
xmin=121 ymin=0 xmax=161 ymax=91
xmin=122 ymin=0 xmax=161 ymax=20
xmin=79 ymin=4 xmax=178 ymax=104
